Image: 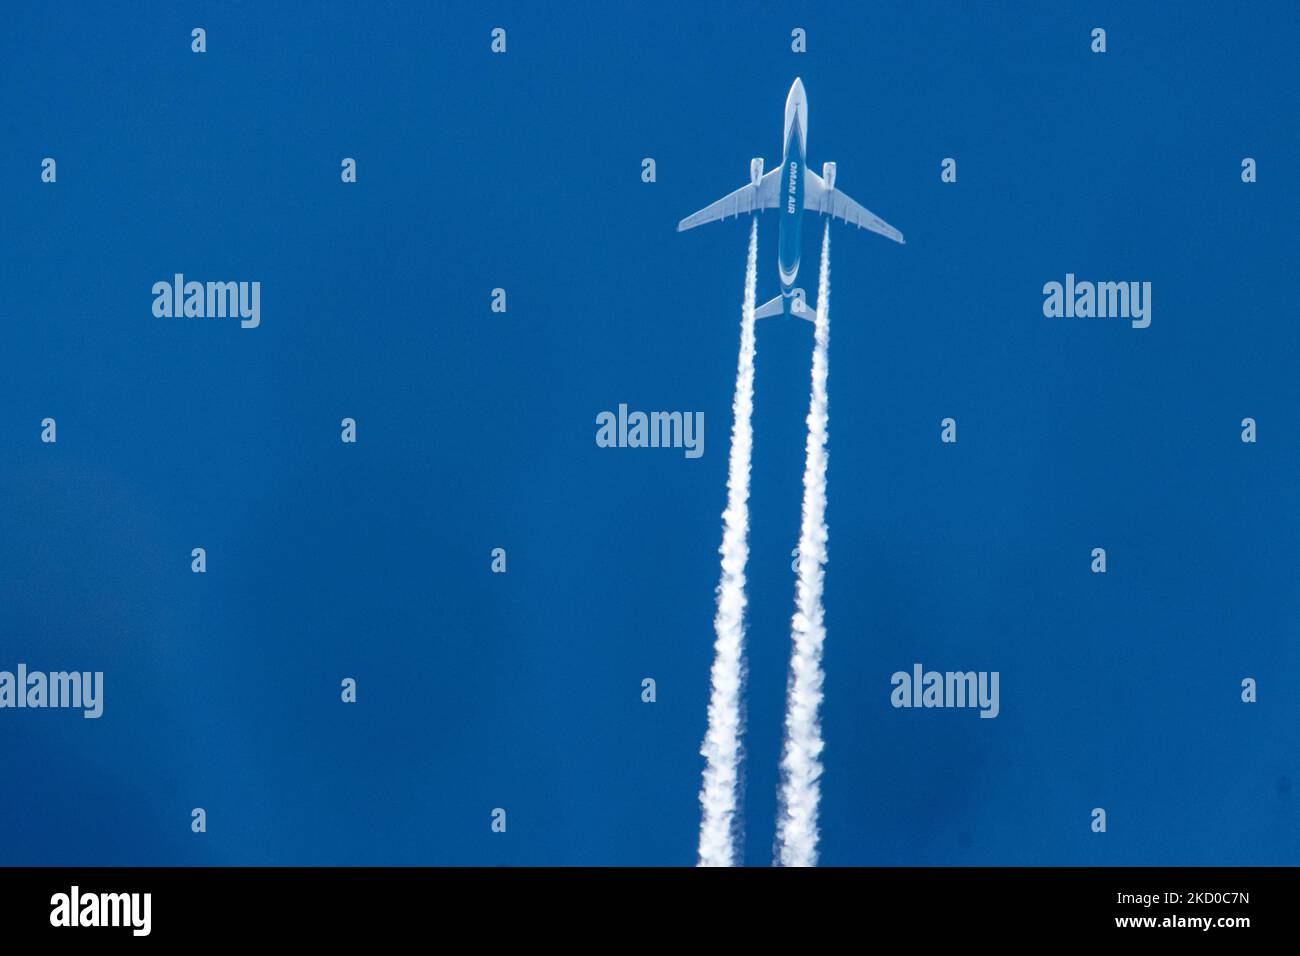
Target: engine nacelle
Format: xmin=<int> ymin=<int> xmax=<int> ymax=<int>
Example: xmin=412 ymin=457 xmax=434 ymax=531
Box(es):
xmin=750 ymin=157 xmax=764 ymax=186
xmin=822 ymin=161 xmax=836 ymax=190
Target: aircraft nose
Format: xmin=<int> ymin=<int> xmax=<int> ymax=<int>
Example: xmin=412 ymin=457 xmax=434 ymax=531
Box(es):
xmin=790 ymin=77 xmax=805 ymax=103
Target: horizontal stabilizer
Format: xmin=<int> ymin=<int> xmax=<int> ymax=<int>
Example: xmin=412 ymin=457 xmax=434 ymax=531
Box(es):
xmin=754 ymin=295 xmax=785 ymax=321
xmin=754 ymin=289 xmax=814 ymax=322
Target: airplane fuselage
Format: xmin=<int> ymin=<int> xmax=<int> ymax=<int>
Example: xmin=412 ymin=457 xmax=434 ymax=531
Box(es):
xmin=777 ymin=77 xmax=809 ymax=306
xmin=778 ymin=127 xmax=805 ymax=295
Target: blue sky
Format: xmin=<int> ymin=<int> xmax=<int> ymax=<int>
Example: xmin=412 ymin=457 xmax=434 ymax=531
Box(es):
xmin=0 ymin=2 xmax=1296 ymax=865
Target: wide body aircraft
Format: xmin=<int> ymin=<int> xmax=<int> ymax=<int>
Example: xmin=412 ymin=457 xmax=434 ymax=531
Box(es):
xmin=677 ymin=77 xmax=904 ymax=320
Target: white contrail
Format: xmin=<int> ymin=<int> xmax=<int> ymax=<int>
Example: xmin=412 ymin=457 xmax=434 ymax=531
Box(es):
xmin=698 ymin=217 xmax=760 ymax=867
xmin=776 ymin=221 xmax=831 ymax=867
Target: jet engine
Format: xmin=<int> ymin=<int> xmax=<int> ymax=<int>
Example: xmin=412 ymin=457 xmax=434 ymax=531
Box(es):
xmin=822 ymin=161 xmax=836 ymax=190
xmin=750 ymin=157 xmax=764 ymax=186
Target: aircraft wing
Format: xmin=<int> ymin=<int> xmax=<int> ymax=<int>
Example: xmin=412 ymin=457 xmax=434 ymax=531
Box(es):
xmin=676 ymin=168 xmax=781 ymax=231
xmin=804 ymin=168 xmax=905 ymax=244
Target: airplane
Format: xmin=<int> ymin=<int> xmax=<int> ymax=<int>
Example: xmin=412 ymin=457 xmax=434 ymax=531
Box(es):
xmin=677 ymin=77 xmax=904 ymax=321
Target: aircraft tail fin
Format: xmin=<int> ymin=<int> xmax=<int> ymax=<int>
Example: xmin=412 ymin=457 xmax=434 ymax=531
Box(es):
xmin=791 ymin=291 xmax=815 ymax=323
